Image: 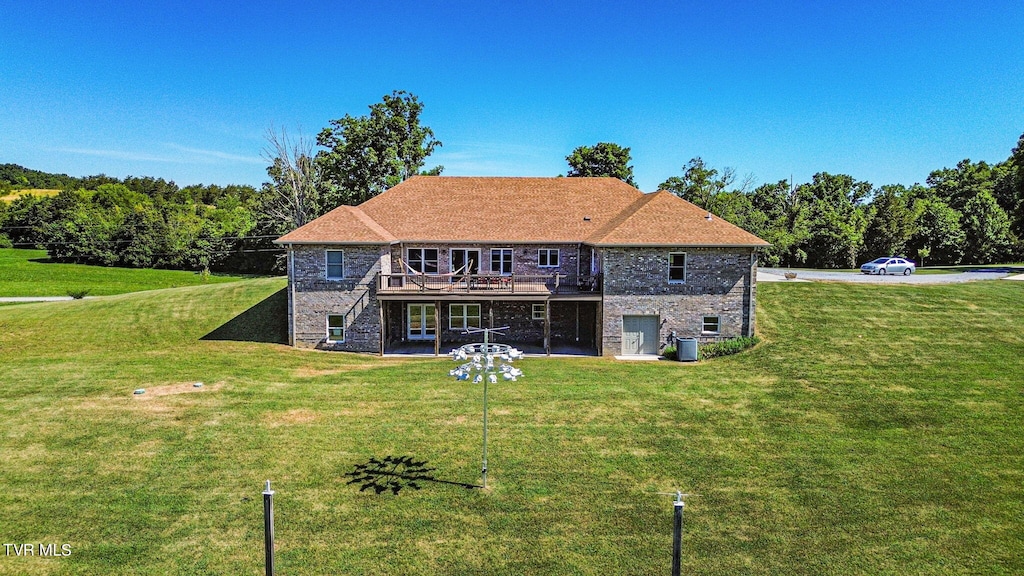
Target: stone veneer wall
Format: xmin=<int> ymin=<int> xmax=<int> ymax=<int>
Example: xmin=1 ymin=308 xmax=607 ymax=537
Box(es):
xmin=600 ymin=247 xmax=756 ymax=356
xmin=289 ymin=244 xmax=387 ymax=352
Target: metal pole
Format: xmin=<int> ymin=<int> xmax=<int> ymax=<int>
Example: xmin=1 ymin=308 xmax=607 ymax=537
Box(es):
xmin=263 ymin=480 xmax=275 ymax=576
xmin=672 ymin=492 xmax=684 ymax=576
xmin=481 ymin=329 xmax=489 ymax=488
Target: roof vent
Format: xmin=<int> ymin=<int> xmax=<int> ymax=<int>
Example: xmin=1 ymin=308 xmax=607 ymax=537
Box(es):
xmin=705 ymin=212 xmax=713 ymax=221
xmin=583 ymin=216 xmax=592 ymax=221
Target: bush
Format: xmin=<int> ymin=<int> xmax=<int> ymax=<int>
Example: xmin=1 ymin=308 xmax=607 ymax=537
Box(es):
xmin=699 ymin=336 xmax=760 ymax=360
xmin=662 ymin=345 xmax=676 ymax=360
xmin=0 ymin=233 xmax=12 ymax=249
xmin=67 ymin=289 xmax=90 ymax=299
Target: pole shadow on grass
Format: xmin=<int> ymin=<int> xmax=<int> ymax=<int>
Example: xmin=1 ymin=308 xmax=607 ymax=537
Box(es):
xmin=201 ymin=288 xmax=289 ymax=344
xmin=344 ymin=455 xmax=481 ymax=494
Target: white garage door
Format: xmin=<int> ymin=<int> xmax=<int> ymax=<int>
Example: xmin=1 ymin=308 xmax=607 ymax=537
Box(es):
xmin=622 ymin=315 xmax=659 ymax=355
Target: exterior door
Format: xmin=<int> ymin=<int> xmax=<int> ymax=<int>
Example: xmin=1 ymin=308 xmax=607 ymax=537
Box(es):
xmin=407 ymin=303 xmax=437 ymax=340
xmin=622 ymin=315 xmax=659 ymax=355
xmin=451 ymin=249 xmax=480 ymax=275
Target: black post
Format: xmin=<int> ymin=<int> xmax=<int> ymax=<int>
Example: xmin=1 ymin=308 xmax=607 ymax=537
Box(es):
xmin=263 ymin=480 xmax=275 ymax=576
xmin=672 ymin=496 xmax=684 ymax=576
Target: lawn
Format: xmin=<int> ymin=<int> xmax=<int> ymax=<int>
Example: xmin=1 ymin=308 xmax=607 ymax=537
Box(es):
xmin=0 ymin=278 xmax=1021 ymax=574
xmin=0 ymin=248 xmax=253 ymax=297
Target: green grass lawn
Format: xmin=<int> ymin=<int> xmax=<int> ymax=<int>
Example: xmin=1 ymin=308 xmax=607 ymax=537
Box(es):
xmin=0 ymin=248 xmax=254 ymax=297
xmin=0 ymin=278 xmax=1021 ymax=574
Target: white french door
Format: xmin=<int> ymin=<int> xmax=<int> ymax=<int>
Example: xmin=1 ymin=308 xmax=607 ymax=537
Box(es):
xmin=407 ymin=304 xmax=437 ymax=340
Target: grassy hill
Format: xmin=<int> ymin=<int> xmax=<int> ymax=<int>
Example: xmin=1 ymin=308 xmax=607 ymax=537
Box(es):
xmin=0 ymin=188 xmax=62 ymax=202
xmin=0 ymin=278 xmax=1021 ymax=574
xmin=0 ymin=248 xmax=253 ymax=297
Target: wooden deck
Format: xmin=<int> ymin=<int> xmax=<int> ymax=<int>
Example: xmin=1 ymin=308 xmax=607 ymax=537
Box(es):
xmin=377 ymin=273 xmax=600 ymax=297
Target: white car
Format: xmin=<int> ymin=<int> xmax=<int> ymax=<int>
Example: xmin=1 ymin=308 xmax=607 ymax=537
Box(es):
xmin=860 ymin=257 xmax=916 ymax=275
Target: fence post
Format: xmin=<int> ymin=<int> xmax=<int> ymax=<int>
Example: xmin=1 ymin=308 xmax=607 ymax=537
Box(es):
xmin=263 ymin=480 xmax=275 ymax=576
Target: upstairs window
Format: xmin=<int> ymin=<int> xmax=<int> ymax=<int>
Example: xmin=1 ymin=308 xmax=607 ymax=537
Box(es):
xmin=491 ymin=249 xmax=513 ymax=275
xmin=538 ymin=249 xmax=560 ymax=268
xmin=407 ymin=248 xmax=439 ymax=274
xmin=326 ymin=250 xmax=344 ymax=280
xmin=327 ymin=315 xmax=345 ymax=342
xmin=668 ymin=252 xmax=687 ymax=284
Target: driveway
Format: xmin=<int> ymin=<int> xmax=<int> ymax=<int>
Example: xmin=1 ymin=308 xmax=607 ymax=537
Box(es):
xmin=760 ymin=268 xmax=1013 ymax=284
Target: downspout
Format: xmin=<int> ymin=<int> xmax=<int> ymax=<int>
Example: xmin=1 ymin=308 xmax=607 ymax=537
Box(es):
xmin=288 ymin=246 xmax=296 ymax=347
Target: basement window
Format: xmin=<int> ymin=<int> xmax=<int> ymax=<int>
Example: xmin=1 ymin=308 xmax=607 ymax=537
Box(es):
xmin=532 ymin=303 xmax=546 ymax=320
xmin=327 ymin=315 xmax=346 ymax=342
xmin=450 ymin=304 xmax=482 ymax=330
xmin=702 ymin=316 xmax=720 ymax=334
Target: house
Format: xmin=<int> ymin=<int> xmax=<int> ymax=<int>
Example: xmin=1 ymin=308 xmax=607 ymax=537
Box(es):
xmin=273 ymin=176 xmax=769 ymax=356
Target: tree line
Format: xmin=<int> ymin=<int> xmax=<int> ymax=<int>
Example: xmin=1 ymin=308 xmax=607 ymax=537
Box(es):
xmin=566 ymin=137 xmax=1024 ymax=267
xmin=3 ymin=90 xmax=1022 ymax=272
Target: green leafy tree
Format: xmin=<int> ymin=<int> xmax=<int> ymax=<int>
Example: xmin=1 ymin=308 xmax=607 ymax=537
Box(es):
xmin=862 ymin=185 xmax=916 ymax=259
xmin=316 ymin=90 xmax=442 ymax=206
xmin=961 ymin=191 xmax=1014 ymax=264
xmin=659 ymin=157 xmax=735 ymax=208
xmin=793 ymin=173 xmax=872 ymax=269
xmin=908 ymin=198 xmax=966 ymax=266
xmin=566 ymin=142 xmax=637 ymax=186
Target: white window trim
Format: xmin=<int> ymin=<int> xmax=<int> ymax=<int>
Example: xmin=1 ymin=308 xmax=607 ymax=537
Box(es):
xmin=449 ymin=303 xmax=482 ymax=331
xmin=532 ymin=303 xmax=546 ymax=320
xmin=668 ymin=252 xmax=687 ymax=284
xmin=406 ymin=247 xmax=439 ymax=274
xmin=538 ymin=248 xmax=560 ymax=268
xmin=702 ymin=315 xmax=721 ymax=334
xmin=491 ymin=248 xmax=513 ymax=275
xmin=326 ymin=250 xmax=344 ymax=280
xmin=326 ymin=314 xmax=346 ymax=343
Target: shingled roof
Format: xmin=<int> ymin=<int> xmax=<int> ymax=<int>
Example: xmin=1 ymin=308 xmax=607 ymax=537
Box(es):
xmin=274 ymin=176 xmax=769 ymax=247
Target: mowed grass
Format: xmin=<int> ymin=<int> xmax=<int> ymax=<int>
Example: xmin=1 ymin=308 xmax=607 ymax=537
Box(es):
xmin=0 ymin=248 xmax=251 ymax=297
xmin=0 ymin=278 xmax=1022 ymax=574
xmin=0 ymin=189 xmax=61 ymax=202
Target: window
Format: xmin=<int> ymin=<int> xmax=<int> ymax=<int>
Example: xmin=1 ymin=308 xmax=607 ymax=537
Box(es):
xmin=668 ymin=252 xmax=687 ymax=284
xmin=326 ymin=250 xmax=344 ymax=280
xmin=327 ymin=315 xmax=345 ymax=342
xmin=702 ymin=315 xmax=720 ymax=334
xmin=449 ymin=304 xmax=481 ymax=330
xmin=532 ymin=303 xmax=546 ymax=320
xmin=538 ymin=249 xmax=559 ymax=268
xmin=491 ymin=249 xmax=513 ymax=275
xmin=407 ymin=248 xmax=438 ymax=274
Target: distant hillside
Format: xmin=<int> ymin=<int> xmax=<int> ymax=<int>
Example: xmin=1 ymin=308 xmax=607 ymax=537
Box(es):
xmin=0 ymin=163 xmax=82 ymax=191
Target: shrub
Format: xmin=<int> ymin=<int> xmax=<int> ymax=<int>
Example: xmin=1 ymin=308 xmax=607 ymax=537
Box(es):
xmin=67 ymin=289 xmax=90 ymax=299
xmin=0 ymin=233 xmax=12 ymax=249
xmin=661 ymin=345 xmax=676 ymax=360
xmin=699 ymin=336 xmax=760 ymax=360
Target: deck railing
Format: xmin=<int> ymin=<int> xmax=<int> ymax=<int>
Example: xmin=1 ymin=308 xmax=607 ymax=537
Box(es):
xmin=377 ymin=273 xmax=601 ymax=295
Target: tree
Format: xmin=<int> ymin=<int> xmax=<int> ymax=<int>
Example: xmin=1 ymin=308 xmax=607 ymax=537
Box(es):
xmin=961 ymin=191 xmax=1014 ymax=264
xmin=792 ymin=173 xmax=872 ymax=269
xmin=862 ymin=185 xmax=916 ymax=259
xmin=316 ymin=90 xmax=442 ymax=206
xmin=659 ymin=157 xmax=735 ymax=209
xmin=908 ymin=198 xmax=965 ymax=266
xmin=566 ymin=142 xmax=636 ymax=186
xmin=260 ymin=127 xmax=325 ymax=233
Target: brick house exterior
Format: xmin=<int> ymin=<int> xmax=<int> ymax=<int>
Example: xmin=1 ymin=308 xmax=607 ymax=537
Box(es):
xmin=275 ymin=176 xmax=768 ymax=356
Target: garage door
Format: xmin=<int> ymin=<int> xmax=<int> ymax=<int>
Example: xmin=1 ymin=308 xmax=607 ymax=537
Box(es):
xmin=622 ymin=315 xmax=659 ymax=355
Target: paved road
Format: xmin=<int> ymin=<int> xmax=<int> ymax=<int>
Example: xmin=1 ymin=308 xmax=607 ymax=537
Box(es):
xmin=761 ymin=268 xmax=1012 ymax=284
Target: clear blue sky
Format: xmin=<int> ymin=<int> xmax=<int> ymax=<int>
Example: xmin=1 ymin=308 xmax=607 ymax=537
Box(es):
xmin=2 ymin=1 xmax=1022 ymax=192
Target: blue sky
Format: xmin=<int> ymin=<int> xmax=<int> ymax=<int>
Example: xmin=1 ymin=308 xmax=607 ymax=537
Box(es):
xmin=2 ymin=1 xmax=1022 ymax=192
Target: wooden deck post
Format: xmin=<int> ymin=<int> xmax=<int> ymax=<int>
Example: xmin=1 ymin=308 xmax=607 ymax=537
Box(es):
xmin=434 ymin=300 xmax=441 ymax=356
xmin=544 ymin=298 xmax=551 ymax=356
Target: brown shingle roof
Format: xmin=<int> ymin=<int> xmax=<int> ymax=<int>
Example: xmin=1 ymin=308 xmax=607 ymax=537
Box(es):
xmin=275 ymin=176 xmax=769 ymax=247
